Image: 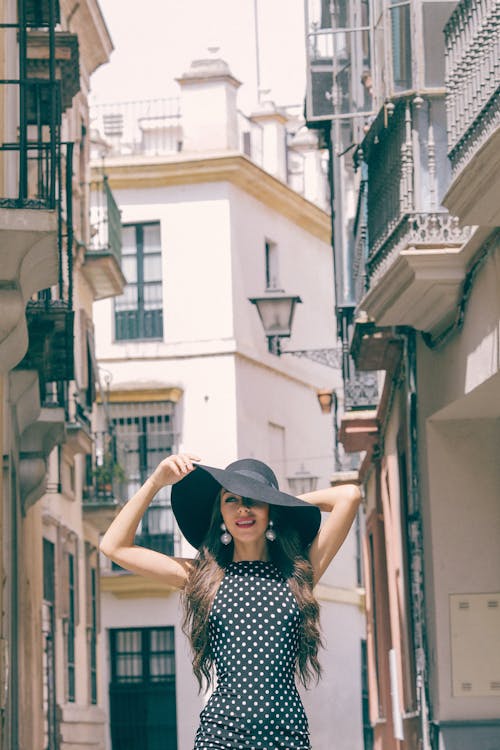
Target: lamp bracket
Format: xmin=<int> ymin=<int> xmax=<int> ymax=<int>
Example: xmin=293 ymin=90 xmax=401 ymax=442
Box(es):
xmin=280 ymin=347 xmax=342 ymax=369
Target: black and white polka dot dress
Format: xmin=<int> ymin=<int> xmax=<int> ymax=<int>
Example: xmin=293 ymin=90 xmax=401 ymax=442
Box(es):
xmin=194 ymin=560 xmax=311 ymax=750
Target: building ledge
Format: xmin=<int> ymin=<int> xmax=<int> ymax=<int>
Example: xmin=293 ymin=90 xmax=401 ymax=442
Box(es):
xmin=69 ymin=0 xmax=114 ymax=78
xmin=66 ymin=420 xmax=93 ymax=455
xmin=360 ymin=243 xmax=476 ymax=336
xmin=93 ymin=152 xmax=331 ymax=242
xmin=338 ymin=410 xmax=379 ymax=455
xmin=82 ymin=496 xmax=123 ymax=534
xmin=351 ymin=321 xmax=403 ymax=372
xmin=0 ymin=207 xmax=58 ymax=371
xmin=81 ymin=249 xmax=127 ymax=300
xmin=314 ymin=583 xmax=365 ymax=611
xmin=101 ymin=571 xmax=178 ymax=598
xmin=443 ymin=123 xmax=500 ymax=226
xmin=20 ymin=405 xmax=66 ymax=513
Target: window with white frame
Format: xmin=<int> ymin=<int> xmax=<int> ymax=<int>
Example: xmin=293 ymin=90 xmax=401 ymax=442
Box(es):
xmin=115 ymin=222 xmax=163 ymax=341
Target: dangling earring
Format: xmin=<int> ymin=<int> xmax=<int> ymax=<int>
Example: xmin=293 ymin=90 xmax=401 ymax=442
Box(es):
xmin=220 ymin=523 xmax=232 ymax=545
xmin=265 ymin=520 xmax=276 ymax=542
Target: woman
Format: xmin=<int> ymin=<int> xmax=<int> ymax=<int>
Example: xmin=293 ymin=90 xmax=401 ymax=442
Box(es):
xmin=100 ymin=453 xmax=361 ymax=750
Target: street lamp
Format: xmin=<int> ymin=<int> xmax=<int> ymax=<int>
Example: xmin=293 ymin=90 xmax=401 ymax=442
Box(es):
xmin=287 ymin=466 xmax=319 ymax=495
xmin=248 ymin=289 xmax=341 ymax=367
xmin=248 ymin=290 xmax=302 ymax=355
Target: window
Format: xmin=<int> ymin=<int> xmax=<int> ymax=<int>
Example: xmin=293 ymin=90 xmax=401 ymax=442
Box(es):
xmin=265 ymin=240 xmax=279 ymax=290
xmin=109 ymin=627 xmax=177 ymax=750
xmin=111 ymin=401 xmax=177 ymax=556
xmin=66 ymin=553 xmax=76 ymax=702
xmin=85 ymin=543 xmax=100 ymax=705
xmin=58 ymin=528 xmax=79 ymax=704
xmin=115 ymin=222 xmax=163 ymax=341
xmin=389 ymin=1 xmax=412 ymax=91
xmin=396 ymin=441 xmax=418 ymax=710
xmin=42 ymin=539 xmax=57 ymax=750
xmin=361 ymin=639 xmax=374 ymax=750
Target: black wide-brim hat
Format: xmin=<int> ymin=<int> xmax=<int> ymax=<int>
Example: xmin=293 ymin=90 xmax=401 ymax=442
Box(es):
xmin=171 ymin=458 xmax=321 ymax=550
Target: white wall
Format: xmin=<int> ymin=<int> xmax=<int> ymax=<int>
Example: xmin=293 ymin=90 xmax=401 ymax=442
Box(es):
xmin=99 ymin=591 xmax=204 ymax=750
xmin=424 ymin=417 xmax=500 ymax=721
xmin=301 ymin=599 xmax=365 ymax=750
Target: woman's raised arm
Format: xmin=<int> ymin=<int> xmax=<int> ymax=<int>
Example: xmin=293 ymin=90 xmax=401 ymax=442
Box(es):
xmin=298 ymin=483 xmax=362 ymax=585
xmin=99 ymin=452 xmax=200 ymax=588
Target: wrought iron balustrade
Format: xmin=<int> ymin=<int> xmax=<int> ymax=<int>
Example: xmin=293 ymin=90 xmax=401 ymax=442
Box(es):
xmin=344 ymin=371 xmax=379 ymax=411
xmin=352 ymin=165 xmax=369 ymax=303
xmin=0 ymin=0 xmax=79 ymax=210
xmin=14 ymin=134 xmax=76 ymax=391
xmin=88 ymin=174 xmax=122 ymax=265
xmin=365 ymin=101 xmax=408 ymax=253
xmin=365 ymin=210 xmax=472 ymax=285
xmin=444 ymin=0 xmax=500 ymax=173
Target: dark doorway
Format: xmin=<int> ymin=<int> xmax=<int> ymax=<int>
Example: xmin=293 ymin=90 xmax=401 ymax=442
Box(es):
xmin=109 ymin=627 xmax=177 ymax=750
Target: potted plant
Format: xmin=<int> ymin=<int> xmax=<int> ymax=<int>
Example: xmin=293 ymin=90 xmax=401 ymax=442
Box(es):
xmin=93 ymin=452 xmax=127 ymax=497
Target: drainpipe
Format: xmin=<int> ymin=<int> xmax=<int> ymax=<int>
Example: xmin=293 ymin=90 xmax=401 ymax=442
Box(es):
xmin=400 ymin=327 xmax=432 ymax=750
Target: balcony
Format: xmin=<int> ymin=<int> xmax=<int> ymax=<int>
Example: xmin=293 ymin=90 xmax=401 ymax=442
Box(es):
xmin=355 ymin=98 xmax=472 ymax=337
xmin=0 ymin=6 xmax=75 ymax=370
xmin=82 ymin=490 xmax=122 ymax=535
xmin=66 ymin=395 xmax=93 ymax=456
xmin=83 ymin=175 xmax=126 ymax=299
xmin=26 ymin=30 xmax=80 ymax=117
xmin=16 ymin=299 xmax=74 ymax=387
xmin=90 ymin=98 xmax=183 ymax=159
xmin=82 ymin=439 xmax=124 ymax=533
xmin=442 ymin=0 xmax=500 ymax=225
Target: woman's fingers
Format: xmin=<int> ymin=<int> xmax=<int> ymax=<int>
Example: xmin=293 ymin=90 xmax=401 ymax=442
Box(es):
xmin=168 ymin=452 xmax=201 ymax=475
xmin=151 ymin=453 xmax=201 ymax=488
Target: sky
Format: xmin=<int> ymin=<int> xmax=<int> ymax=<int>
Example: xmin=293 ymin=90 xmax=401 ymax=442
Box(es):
xmin=90 ymin=0 xmax=308 ymax=113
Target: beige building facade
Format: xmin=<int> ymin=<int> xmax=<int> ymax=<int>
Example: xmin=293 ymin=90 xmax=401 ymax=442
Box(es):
xmin=1 ymin=0 xmax=124 ymax=748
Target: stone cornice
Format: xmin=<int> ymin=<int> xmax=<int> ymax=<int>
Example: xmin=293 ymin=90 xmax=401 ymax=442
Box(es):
xmin=92 ymin=153 xmax=331 ymax=242
xmin=101 ymin=573 xmax=178 ymax=598
xmin=62 ymin=0 xmax=113 ymax=77
xmin=314 ymin=583 xmax=365 ymax=611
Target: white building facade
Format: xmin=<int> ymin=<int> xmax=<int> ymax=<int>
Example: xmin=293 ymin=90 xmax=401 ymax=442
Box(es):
xmin=91 ymin=53 xmax=366 ymax=750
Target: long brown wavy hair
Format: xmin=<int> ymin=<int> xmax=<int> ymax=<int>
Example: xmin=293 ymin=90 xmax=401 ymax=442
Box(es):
xmin=181 ymin=491 xmax=323 ymax=691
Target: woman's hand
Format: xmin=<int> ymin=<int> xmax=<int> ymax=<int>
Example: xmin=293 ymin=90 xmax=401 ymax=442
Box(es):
xmin=150 ymin=452 xmax=201 ymax=490
xmin=99 ymin=450 xmax=201 ymax=588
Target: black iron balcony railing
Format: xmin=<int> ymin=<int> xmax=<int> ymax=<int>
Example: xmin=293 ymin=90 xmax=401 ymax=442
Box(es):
xmin=444 ymin=0 xmax=500 ymax=174
xmin=15 ymin=137 xmax=76 ymax=392
xmin=88 ymin=174 xmax=122 ymax=265
xmin=365 ymin=101 xmax=409 ymax=254
xmin=0 ymin=0 xmax=62 ymax=209
xmin=352 ymin=163 xmax=369 ymax=303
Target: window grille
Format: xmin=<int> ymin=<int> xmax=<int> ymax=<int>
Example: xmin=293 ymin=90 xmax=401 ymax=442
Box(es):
xmin=110 ymin=627 xmax=176 ymax=684
xmin=110 ymin=401 xmax=177 ymax=557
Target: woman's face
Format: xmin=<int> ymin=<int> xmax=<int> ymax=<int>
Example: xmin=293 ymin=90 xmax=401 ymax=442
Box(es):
xmin=220 ymin=490 xmax=270 ymax=543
